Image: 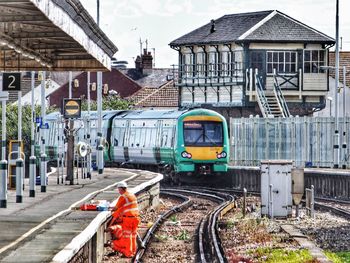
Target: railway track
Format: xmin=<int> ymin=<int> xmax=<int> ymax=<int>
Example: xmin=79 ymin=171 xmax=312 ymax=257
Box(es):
xmin=137 ymin=188 xmax=235 ymax=263
xmin=314 ymin=200 xmax=350 ymax=219
xmin=134 ymin=191 xmax=192 ymax=262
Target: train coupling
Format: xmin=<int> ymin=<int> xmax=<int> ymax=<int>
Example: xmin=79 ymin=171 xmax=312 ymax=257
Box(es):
xmin=198 ymin=165 xmax=211 ymax=175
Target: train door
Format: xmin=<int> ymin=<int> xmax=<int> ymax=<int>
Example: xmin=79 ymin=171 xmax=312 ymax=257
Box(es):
xmin=154 ymin=120 xmax=162 ymax=163
xmin=159 ymin=119 xmax=176 ymax=164
xmin=127 ymin=119 xmax=141 ymax=164
xmin=111 ymin=119 xmax=127 ymax=163
xmin=141 ymin=119 xmax=158 ymax=164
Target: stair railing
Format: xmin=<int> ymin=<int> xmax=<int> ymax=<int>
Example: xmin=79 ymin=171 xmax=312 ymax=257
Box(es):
xmin=255 ymin=72 xmax=272 ymax=117
xmin=273 ymin=69 xmax=291 ymax=118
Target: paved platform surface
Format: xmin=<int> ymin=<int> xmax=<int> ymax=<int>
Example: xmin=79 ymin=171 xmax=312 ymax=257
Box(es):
xmin=0 ymin=168 xmax=162 ymax=263
xmin=281 ymin=224 xmax=332 ymax=263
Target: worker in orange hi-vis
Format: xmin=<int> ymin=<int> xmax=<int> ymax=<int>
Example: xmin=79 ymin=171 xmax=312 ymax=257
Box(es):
xmin=106 ymin=181 xmax=144 ymax=258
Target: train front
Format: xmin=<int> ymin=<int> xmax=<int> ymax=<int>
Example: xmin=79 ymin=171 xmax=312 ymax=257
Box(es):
xmin=176 ymin=109 xmax=229 ymax=176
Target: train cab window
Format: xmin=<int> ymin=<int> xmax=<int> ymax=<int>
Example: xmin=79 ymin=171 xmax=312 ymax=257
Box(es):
xmin=184 ymin=121 xmax=223 ymax=146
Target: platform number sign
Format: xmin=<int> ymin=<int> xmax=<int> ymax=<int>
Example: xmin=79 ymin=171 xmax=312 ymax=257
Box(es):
xmin=2 ymin=73 xmax=21 ymax=91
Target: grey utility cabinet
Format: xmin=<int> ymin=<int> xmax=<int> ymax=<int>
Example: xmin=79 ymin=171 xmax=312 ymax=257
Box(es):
xmin=261 ymin=160 xmax=293 ymax=218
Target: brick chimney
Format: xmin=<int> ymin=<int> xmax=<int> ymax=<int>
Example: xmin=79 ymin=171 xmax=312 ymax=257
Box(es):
xmin=135 ymin=49 xmax=153 ymax=75
xmin=142 ymin=49 xmax=153 ymax=69
xmin=135 ymin=55 xmax=142 ymax=71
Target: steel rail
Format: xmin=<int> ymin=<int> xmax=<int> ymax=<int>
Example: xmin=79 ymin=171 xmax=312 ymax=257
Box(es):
xmin=164 ymin=188 xmax=234 ymax=263
xmin=133 ymin=191 xmax=192 ymax=263
xmin=314 ymin=202 xmax=350 ymax=219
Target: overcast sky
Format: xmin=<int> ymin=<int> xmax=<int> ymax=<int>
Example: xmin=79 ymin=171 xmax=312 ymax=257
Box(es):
xmin=80 ymin=0 xmax=350 ymax=68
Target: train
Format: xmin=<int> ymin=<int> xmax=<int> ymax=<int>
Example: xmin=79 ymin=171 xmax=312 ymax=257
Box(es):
xmin=36 ymin=108 xmax=229 ymax=182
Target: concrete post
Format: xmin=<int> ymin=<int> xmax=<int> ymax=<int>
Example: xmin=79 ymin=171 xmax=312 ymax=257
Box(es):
xmin=29 ymin=156 xmax=36 ymax=197
xmin=0 ymin=160 xmax=7 ymax=208
xmin=16 ymin=158 xmax=24 ymax=203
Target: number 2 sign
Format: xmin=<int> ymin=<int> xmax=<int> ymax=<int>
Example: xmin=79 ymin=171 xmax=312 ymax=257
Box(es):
xmin=2 ymin=73 xmax=21 ymax=91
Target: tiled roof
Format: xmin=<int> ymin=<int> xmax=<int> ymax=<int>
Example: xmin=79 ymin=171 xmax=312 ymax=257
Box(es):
xmin=244 ymin=12 xmax=334 ymax=43
xmin=7 ymin=79 xmax=41 ymax=103
xmin=170 ymin=10 xmax=334 ymax=46
xmin=131 ymin=81 xmax=178 ymax=108
xmin=170 ymin=10 xmax=271 ymax=46
xmin=119 ymin=68 xmax=174 ymax=89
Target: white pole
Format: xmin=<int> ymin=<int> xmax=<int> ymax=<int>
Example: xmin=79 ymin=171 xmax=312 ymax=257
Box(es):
xmin=97 ymin=72 xmax=103 ymax=174
xmin=69 ymin=71 xmax=72 ymax=99
xmin=31 ymin=72 xmax=35 ymax=157
xmin=334 ymin=0 xmax=340 ymax=168
xmin=0 ymin=74 xmax=7 ymax=207
xmin=18 ymin=90 xmax=22 ymax=142
xmin=87 ymin=72 xmax=92 ymax=179
xmin=40 ymin=71 xmax=47 ymax=192
xmin=342 ymin=66 xmax=347 ymax=168
xmin=29 ymin=71 xmax=36 ymax=197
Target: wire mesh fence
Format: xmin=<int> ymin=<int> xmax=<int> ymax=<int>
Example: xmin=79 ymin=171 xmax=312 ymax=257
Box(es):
xmin=230 ymin=116 xmax=350 ymax=168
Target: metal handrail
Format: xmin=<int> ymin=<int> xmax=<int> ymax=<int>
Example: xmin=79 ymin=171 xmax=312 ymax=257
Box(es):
xmin=273 ymin=74 xmax=291 ymax=117
xmin=255 ymin=75 xmax=272 ymax=117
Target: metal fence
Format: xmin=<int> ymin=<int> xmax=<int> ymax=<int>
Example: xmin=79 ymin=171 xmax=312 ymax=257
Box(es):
xmin=230 ymin=116 xmax=350 ymax=168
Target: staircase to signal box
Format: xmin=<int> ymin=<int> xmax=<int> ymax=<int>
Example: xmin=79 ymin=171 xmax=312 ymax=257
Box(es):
xmin=255 ymin=75 xmax=290 ymax=118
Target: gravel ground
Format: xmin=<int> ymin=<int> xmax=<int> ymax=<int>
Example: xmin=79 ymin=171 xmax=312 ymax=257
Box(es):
xmin=102 ymin=193 xmax=350 ymax=263
xmin=288 ymin=209 xmax=350 ymax=252
xmin=219 ymin=196 xmax=350 ymax=262
xmin=141 ymin=195 xmax=217 ymax=263
xmin=102 ymin=196 xmax=181 ymax=262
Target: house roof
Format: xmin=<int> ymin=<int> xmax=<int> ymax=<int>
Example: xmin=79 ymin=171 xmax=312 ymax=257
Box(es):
xmin=131 ymin=81 xmax=178 ymax=108
xmin=170 ymin=10 xmax=335 ymax=47
xmin=18 ymin=80 xmax=60 ymax=106
xmin=119 ymin=68 xmax=174 ymax=88
xmin=48 ymin=69 xmax=143 ymax=107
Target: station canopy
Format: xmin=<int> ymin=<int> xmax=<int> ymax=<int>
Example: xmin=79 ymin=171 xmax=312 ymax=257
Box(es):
xmin=0 ymin=0 xmax=118 ymax=71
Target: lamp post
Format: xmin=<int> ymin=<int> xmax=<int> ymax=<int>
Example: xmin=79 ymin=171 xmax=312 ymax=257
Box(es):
xmin=322 ymin=65 xmax=348 ymax=168
xmin=334 ymin=0 xmax=340 ymax=168
xmin=342 ymin=66 xmax=348 ymax=168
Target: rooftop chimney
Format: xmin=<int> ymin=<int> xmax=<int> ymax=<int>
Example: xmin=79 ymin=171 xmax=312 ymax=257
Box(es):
xmin=210 ymin=19 xmax=216 ymax=33
xmin=135 ymin=55 xmax=142 ymax=71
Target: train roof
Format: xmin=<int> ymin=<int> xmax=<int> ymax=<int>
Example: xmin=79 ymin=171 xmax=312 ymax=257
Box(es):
xmin=113 ymin=109 xmax=189 ymax=120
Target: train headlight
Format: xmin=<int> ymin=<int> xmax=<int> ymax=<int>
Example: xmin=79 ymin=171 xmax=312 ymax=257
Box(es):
xmin=217 ymin=151 xmax=227 ymax=159
xmin=181 ymin=151 xmax=192 ymax=159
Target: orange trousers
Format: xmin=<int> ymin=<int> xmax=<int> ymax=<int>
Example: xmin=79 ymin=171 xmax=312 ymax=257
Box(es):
xmin=111 ymin=217 xmax=140 ymax=258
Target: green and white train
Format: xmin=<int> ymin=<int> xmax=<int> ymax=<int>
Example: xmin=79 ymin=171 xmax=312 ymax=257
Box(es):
xmin=37 ymin=108 xmax=230 ymax=181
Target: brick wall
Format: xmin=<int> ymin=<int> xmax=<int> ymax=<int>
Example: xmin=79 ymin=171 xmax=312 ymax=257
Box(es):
xmin=329 ymin=51 xmax=350 ymax=86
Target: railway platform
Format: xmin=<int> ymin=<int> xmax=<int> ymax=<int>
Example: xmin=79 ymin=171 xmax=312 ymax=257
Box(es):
xmin=0 ymin=168 xmax=163 ymax=263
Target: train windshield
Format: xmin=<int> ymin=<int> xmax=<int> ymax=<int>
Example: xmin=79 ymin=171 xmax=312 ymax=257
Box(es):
xmin=183 ymin=121 xmax=223 ymax=146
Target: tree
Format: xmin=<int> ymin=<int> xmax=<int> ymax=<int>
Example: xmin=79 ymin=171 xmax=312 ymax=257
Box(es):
xmin=80 ymin=95 xmax=133 ymax=111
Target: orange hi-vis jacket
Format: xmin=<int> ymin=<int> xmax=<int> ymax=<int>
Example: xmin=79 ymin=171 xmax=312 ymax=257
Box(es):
xmin=112 ymin=191 xmax=139 ymax=220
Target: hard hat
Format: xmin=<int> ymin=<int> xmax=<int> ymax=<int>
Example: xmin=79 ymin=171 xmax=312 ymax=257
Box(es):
xmin=117 ymin=181 xmax=128 ymax=188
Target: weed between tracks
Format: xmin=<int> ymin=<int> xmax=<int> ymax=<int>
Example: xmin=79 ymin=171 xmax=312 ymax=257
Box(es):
xmin=220 ymin=200 xmax=318 ymax=263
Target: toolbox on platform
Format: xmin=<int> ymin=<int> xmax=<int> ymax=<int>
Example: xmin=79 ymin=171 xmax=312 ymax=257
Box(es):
xmin=80 ymin=200 xmax=110 ymax=211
